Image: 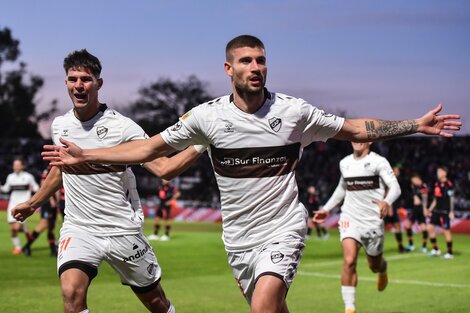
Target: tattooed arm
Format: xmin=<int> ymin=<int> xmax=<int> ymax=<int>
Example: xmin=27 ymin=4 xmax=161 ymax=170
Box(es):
xmin=334 ymin=104 xmax=461 ymax=142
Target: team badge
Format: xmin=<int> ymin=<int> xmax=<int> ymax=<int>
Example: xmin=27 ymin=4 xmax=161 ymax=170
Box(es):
xmin=268 ymin=117 xmax=282 ymax=133
xmin=147 ymin=263 xmax=156 ymax=275
xmin=96 ymin=126 xmax=108 ymax=139
xmin=271 ymin=251 xmax=284 ymax=264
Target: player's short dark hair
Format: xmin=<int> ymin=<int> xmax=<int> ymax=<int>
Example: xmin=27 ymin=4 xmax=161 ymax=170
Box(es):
xmin=63 ymin=49 xmax=102 ymax=78
xmin=437 ymin=166 xmax=449 ymax=173
xmin=226 ymin=35 xmax=265 ymax=61
xmin=410 ymin=173 xmax=421 ymax=179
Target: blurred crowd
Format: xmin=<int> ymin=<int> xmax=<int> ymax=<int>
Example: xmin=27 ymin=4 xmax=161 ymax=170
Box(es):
xmin=1 ymin=136 xmax=469 ymax=211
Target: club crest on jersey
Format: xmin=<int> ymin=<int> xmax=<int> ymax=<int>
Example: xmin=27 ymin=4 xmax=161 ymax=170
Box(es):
xmin=268 ymin=117 xmax=282 ymax=133
xmin=96 ymin=126 xmax=108 ymax=139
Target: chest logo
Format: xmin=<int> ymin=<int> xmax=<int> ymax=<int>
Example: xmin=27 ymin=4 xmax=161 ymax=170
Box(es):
xmin=97 ymin=126 xmax=108 ymax=139
xmin=268 ymin=117 xmax=282 ymax=132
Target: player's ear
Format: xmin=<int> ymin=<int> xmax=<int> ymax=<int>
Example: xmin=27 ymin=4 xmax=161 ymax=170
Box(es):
xmin=224 ymin=61 xmax=233 ymax=78
xmin=97 ymin=78 xmax=103 ymax=89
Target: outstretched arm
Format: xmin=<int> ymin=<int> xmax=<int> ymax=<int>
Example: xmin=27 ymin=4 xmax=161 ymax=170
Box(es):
xmin=334 ymin=104 xmax=461 ymax=142
xmin=144 ymin=145 xmax=206 ymax=180
xmin=43 ymin=133 xmax=176 ymax=166
xmin=12 ymin=166 xmax=63 ymax=222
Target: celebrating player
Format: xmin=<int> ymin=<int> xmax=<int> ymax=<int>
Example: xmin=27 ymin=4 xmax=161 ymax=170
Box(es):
xmin=41 ymin=35 xmax=461 ymax=313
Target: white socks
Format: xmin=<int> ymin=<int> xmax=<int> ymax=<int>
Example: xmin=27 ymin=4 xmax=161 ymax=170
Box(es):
xmin=167 ymin=303 xmax=175 ymax=313
xmin=79 ymin=310 xmax=89 ymax=313
xmin=341 ymin=285 xmax=356 ymax=310
xmin=12 ymin=236 xmax=21 ymax=249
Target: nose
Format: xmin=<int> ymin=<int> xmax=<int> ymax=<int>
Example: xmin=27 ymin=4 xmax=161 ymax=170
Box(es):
xmin=73 ymin=79 xmax=84 ymax=89
xmin=250 ymin=60 xmax=260 ymax=72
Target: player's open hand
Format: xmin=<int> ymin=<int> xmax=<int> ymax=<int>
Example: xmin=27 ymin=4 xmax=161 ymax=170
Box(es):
xmin=42 ymin=138 xmax=85 ymax=166
xmin=313 ymin=210 xmax=329 ymax=223
xmin=416 ymin=104 xmax=461 ymax=137
xmin=12 ymin=202 xmax=36 ymax=222
xmin=373 ymin=199 xmax=390 ymax=219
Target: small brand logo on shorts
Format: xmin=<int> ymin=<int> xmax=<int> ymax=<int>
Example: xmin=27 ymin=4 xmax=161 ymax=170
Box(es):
xmin=132 ymin=243 xmax=139 ymax=250
xmin=147 ymin=263 xmax=156 ymax=275
xmin=171 ymin=121 xmax=182 ymax=131
xmin=271 ymin=251 xmax=284 ymax=264
xmin=123 ymin=245 xmax=149 ymax=263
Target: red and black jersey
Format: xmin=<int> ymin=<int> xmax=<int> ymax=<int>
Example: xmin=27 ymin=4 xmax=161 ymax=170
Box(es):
xmin=412 ymin=182 xmax=429 ymax=202
xmin=305 ymin=192 xmax=320 ymax=212
xmin=41 ymin=165 xmax=52 ymax=180
xmin=158 ymin=184 xmax=177 ymax=203
xmin=433 ymin=180 xmax=454 ymax=213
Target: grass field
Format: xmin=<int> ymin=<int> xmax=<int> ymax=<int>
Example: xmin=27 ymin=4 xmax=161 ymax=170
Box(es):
xmin=1 ymin=211 xmax=469 ymax=313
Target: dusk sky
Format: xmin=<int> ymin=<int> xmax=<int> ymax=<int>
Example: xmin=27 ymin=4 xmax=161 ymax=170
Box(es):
xmin=1 ymin=0 xmax=469 ymax=135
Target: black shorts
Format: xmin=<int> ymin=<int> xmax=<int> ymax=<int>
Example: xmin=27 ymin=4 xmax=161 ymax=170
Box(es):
xmin=384 ymin=207 xmax=400 ymax=224
xmin=409 ymin=205 xmax=426 ymax=224
xmin=306 ymin=208 xmax=319 ymax=218
xmin=430 ymin=212 xmax=451 ymax=230
xmin=40 ymin=203 xmax=58 ymax=222
xmin=156 ymin=205 xmax=171 ymax=219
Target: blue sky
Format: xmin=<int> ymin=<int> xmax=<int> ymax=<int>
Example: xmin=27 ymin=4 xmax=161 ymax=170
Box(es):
xmin=1 ymin=0 xmax=469 ymax=135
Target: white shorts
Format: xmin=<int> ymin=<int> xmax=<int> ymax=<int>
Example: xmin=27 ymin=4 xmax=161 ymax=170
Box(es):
xmin=338 ymin=216 xmax=384 ymax=257
xmin=227 ymin=233 xmax=305 ymax=304
xmin=57 ymin=225 xmax=161 ymax=289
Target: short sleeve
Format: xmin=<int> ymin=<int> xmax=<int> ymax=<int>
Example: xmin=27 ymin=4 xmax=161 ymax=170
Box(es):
xmin=121 ymin=117 xmax=148 ymax=142
xmin=377 ymin=158 xmax=397 ymax=186
xmin=299 ymin=100 xmax=344 ymax=146
xmin=160 ymin=107 xmax=209 ymax=151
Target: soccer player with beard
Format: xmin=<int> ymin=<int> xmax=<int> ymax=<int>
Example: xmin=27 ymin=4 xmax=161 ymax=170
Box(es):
xmin=40 ymin=35 xmax=461 ymax=313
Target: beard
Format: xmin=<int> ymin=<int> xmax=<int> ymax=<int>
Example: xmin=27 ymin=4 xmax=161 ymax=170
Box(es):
xmin=233 ymin=77 xmax=266 ymax=98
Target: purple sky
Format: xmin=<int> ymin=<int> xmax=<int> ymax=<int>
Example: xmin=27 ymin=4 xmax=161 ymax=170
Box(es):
xmin=1 ymin=0 xmax=469 ymax=136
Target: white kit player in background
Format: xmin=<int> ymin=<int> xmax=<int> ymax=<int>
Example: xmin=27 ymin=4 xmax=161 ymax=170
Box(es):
xmin=41 ymin=35 xmax=461 ymax=313
xmin=11 ymin=49 xmax=204 ymax=313
xmin=1 ymin=158 xmax=39 ymax=255
xmin=314 ymin=142 xmax=401 ymax=313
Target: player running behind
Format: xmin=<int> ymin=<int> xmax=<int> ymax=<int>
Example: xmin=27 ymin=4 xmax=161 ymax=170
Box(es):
xmin=303 ymin=185 xmax=329 ymax=239
xmin=1 ymin=158 xmax=38 ymax=254
xmin=41 ymin=35 xmax=461 ymax=313
xmin=427 ymin=166 xmax=455 ymax=259
xmin=314 ymin=142 xmax=401 ymax=313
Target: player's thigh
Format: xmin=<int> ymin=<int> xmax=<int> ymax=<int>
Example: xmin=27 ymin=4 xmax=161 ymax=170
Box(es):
xmin=341 ymin=237 xmax=361 ymax=264
xmin=107 ymin=233 xmax=162 ymax=288
xmin=251 ymin=274 xmax=287 ymax=313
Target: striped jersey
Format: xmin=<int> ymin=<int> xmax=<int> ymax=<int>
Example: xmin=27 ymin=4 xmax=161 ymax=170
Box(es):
xmin=51 ymin=104 xmax=145 ymax=235
xmin=1 ymin=171 xmax=39 ymax=210
xmin=161 ymin=90 xmax=344 ymax=252
xmin=338 ymin=152 xmax=397 ymax=228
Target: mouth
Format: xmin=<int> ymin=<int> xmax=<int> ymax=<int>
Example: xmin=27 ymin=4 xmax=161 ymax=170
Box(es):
xmin=74 ymin=93 xmax=87 ymax=102
xmin=249 ymin=75 xmax=262 ymax=86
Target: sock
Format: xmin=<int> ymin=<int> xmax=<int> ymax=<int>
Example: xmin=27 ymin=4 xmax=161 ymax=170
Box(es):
xmin=380 ymin=259 xmax=388 ymax=274
xmin=48 ymin=231 xmax=56 ymax=252
xmin=79 ymin=310 xmax=89 ymax=313
xmin=307 ymin=227 xmax=312 ymax=236
xmin=167 ymin=303 xmax=175 ymax=313
xmin=315 ymin=227 xmax=321 ymax=237
xmin=322 ymin=227 xmax=328 ymax=235
xmin=395 ymin=232 xmax=404 ymax=249
xmin=154 ymin=224 xmax=160 ymax=235
xmin=27 ymin=230 xmax=40 ymax=245
xmin=422 ymin=230 xmax=428 ymax=248
xmin=430 ymin=237 xmax=438 ymax=250
xmin=406 ymin=228 xmax=413 ymax=245
xmin=165 ymin=225 xmax=171 ymax=236
xmin=12 ymin=236 xmax=21 ymax=249
xmin=446 ymin=241 xmax=453 ymax=254
xmin=341 ymin=286 xmax=356 ymax=310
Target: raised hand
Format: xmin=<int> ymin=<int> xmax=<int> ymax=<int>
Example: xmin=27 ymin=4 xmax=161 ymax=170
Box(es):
xmin=42 ymin=138 xmax=85 ymax=166
xmin=313 ymin=209 xmax=329 ymax=223
xmin=416 ymin=104 xmax=462 ymax=137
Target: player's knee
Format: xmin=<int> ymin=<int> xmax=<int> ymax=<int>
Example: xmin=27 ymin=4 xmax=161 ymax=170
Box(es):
xmin=343 ymin=256 xmax=357 ymax=270
xmin=61 ymin=283 xmax=87 ymax=308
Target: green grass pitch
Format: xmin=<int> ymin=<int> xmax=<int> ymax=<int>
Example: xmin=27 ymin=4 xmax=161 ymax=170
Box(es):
xmin=1 ymin=211 xmax=469 ymax=312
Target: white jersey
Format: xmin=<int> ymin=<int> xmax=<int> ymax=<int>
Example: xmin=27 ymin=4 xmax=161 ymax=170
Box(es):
xmin=338 ymin=152 xmax=398 ymax=228
xmin=51 ymin=104 xmax=146 ymax=235
xmin=1 ymin=171 xmax=39 ymax=210
xmin=161 ymin=90 xmax=344 ymax=252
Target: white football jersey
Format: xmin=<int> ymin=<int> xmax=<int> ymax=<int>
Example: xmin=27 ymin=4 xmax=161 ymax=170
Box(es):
xmin=51 ymin=104 xmax=145 ymax=235
xmin=338 ymin=152 xmax=398 ymax=228
xmin=1 ymin=171 xmax=39 ymax=209
xmin=161 ymin=90 xmax=344 ymax=252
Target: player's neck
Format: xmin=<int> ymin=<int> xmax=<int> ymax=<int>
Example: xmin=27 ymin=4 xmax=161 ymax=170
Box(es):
xmin=73 ymin=102 xmax=101 ymax=122
xmin=232 ymin=89 xmax=265 ymax=114
xmin=353 ymin=149 xmax=369 ymax=159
